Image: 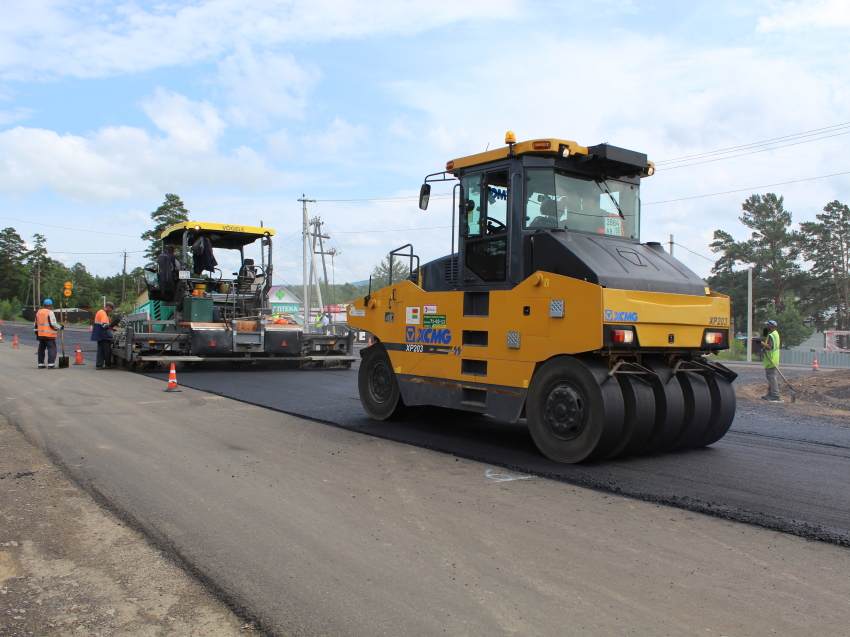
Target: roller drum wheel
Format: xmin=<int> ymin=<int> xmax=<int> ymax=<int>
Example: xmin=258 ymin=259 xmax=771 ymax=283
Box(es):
xmin=526 ymin=356 xmax=624 ymax=463
xmin=607 ymin=374 xmax=656 ymax=458
xmin=698 ymin=374 xmax=737 ymax=446
xmin=358 ymin=344 xmax=409 ymax=420
xmin=636 ymin=357 xmax=685 ymax=455
xmin=672 ymin=372 xmax=713 ymax=450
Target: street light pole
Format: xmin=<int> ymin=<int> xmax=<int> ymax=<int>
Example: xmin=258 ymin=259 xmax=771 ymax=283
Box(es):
xmin=747 ymin=266 xmax=753 ymax=363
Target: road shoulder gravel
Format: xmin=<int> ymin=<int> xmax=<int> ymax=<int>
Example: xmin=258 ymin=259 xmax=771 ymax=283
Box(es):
xmin=0 ymin=410 xmax=258 ymax=637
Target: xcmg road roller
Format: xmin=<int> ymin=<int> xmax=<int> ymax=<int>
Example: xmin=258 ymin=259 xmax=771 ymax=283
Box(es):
xmin=347 ymin=133 xmax=736 ymax=463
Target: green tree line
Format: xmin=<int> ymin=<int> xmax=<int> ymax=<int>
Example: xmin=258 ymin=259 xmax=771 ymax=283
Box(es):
xmin=708 ymin=193 xmax=850 ymax=348
xmin=0 ymin=226 xmax=148 ymax=320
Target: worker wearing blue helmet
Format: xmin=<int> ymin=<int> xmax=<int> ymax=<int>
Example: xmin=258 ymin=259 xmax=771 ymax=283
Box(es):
xmin=33 ymin=299 xmax=63 ymax=369
xmin=762 ymin=320 xmax=781 ymax=402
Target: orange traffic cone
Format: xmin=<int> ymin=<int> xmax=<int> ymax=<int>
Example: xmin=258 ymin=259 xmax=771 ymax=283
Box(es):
xmin=12 ymin=334 xmax=19 ymax=348
xmin=89 ymin=325 xmax=93 ymax=331
xmin=367 ymin=335 xmax=372 ymax=346
xmin=812 ymin=357 xmax=819 ymax=371
xmin=0 ymin=331 xmax=3 ymax=343
xmin=74 ymin=345 xmax=85 ymax=365
xmin=164 ymin=363 xmax=181 ymax=392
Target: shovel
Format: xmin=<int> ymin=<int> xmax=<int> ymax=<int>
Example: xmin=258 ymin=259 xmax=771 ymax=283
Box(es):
xmin=58 ymin=327 xmax=70 ymax=368
xmin=774 ymin=365 xmax=796 ymax=403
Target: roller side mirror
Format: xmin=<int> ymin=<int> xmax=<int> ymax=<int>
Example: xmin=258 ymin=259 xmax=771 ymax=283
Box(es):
xmin=419 ymin=183 xmax=431 ymax=210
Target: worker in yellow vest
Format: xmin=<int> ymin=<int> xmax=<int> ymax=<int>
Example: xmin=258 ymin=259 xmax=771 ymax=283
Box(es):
xmin=761 ymin=319 xmax=782 ymax=402
xmin=33 ymin=299 xmax=63 ymax=369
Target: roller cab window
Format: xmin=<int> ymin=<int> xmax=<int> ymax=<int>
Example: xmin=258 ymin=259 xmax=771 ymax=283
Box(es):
xmin=524 ymin=168 xmax=640 ymax=240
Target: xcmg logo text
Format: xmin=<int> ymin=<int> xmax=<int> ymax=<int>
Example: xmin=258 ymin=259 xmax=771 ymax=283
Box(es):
xmin=405 ymin=327 xmax=452 ymax=345
xmin=604 ymin=310 xmax=639 ymax=322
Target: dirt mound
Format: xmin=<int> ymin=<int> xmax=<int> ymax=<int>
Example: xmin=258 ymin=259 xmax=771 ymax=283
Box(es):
xmin=787 ymin=369 xmax=850 ymax=411
xmin=737 ymin=368 xmax=850 ymax=421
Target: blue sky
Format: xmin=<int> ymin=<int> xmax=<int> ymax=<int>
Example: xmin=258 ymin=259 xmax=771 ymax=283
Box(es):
xmin=1 ymin=0 xmax=849 ymax=285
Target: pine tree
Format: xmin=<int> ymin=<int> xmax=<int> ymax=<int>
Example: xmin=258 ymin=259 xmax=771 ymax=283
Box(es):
xmin=370 ymin=255 xmax=410 ymax=290
xmin=710 ymin=193 xmax=804 ymax=317
xmin=799 ymin=200 xmax=850 ymax=330
xmin=141 ymin=194 xmax=190 ymax=265
xmin=0 ymin=227 xmax=29 ymax=301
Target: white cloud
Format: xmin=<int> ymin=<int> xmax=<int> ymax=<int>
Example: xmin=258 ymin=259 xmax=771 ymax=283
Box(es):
xmin=142 ymin=88 xmax=225 ymax=152
xmin=0 ymin=106 xmax=33 ymax=126
xmin=266 ymin=128 xmax=292 ymax=160
xmin=0 ymin=0 xmax=520 ymax=81
xmin=218 ymin=46 xmax=321 ymax=126
xmin=757 ymin=0 xmax=850 ymax=31
xmin=0 ymin=89 xmax=281 ymax=203
xmin=309 ymin=117 xmax=369 ymax=155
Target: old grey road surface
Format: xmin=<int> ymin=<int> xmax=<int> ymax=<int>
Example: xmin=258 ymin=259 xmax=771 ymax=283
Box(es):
xmin=2 ymin=344 xmax=849 ymax=636
xmin=139 ymin=361 xmax=850 ymax=547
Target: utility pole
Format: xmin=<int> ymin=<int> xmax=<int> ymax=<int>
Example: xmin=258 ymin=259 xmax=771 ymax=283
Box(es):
xmin=121 ymin=249 xmax=128 ymax=305
xmin=298 ymin=195 xmax=315 ymax=332
xmin=36 ymin=262 xmax=41 ymax=307
xmin=669 ymin=234 xmax=674 ymax=256
xmin=308 ymin=217 xmax=325 ymax=320
xmin=316 ymin=223 xmax=333 ymax=314
xmin=327 ymin=247 xmax=338 ymax=307
xmin=747 ymin=266 xmax=753 ymax=363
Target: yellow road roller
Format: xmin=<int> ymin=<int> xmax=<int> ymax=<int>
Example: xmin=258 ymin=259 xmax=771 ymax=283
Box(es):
xmin=347 ymin=133 xmax=736 ymax=463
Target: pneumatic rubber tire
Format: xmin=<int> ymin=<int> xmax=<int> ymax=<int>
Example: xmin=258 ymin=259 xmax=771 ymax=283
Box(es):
xmin=636 ymin=357 xmax=685 ymax=455
xmin=526 ymin=356 xmax=624 ymax=464
xmin=672 ymin=372 xmax=713 ymax=450
xmin=697 ymin=374 xmax=736 ymax=446
xmin=607 ymin=374 xmax=656 ymax=458
xmin=358 ymin=344 xmax=408 ymax=420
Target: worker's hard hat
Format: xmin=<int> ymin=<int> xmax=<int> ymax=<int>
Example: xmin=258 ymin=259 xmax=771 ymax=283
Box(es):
xmin=764 ymin=320 xmax=777 ymax=327
xmin=44 ymin=299 xmax=53 ymax=306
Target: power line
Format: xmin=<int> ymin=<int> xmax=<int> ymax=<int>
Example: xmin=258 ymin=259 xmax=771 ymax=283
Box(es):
xmin=643 ymin=170 xmax=850 ymax=206
xmin=673 ymin=242 xmax=714 ymax=262
xmin=655 ymin=121 xmax=850 ymax=164
xmin=332 ymin=225 xmax=450 ymax=234
xmin=655 ymin=130 xmax=850 ymax=171
xmin=0 ymin=215 xmax=139 ymax=237
xmin=314 ymin=194 xmax=453 ymax=203
xmin=53 ymin=249 xmax=146 ymax=255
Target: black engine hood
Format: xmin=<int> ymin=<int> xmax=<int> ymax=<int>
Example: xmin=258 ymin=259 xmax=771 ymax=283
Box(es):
xmin=525 ymin=231 xmax=707 ymax=296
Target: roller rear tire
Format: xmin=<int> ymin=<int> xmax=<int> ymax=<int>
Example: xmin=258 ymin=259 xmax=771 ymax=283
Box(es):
xmin=608 ymin=374 xmax=656 ymax=458
xmin=358 ymin=344 xmax=409 ymax=420
xmin=636 ymin=357 xmax=685 ymax=455
xmin=670 ymin=372 xmax=713 ymax=450
xmin=698 ymin=374 xmax=736 ymax=446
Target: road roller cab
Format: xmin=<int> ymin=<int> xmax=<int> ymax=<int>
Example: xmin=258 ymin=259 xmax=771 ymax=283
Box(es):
xmin=348 ymin=133 xmax=736 ymax=463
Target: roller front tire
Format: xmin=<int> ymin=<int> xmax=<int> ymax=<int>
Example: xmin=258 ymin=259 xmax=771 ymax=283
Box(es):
xmin=358 ymin=344 xmax=408 ymax=420
xmin=526 ymin=356 xmax=624 ymax=463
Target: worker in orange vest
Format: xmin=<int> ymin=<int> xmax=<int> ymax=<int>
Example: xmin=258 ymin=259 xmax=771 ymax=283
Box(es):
xmin=33 ymin=299 xmax=63 ymax=369
xmin=91 ymin=301 xmax=116 ymax=369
